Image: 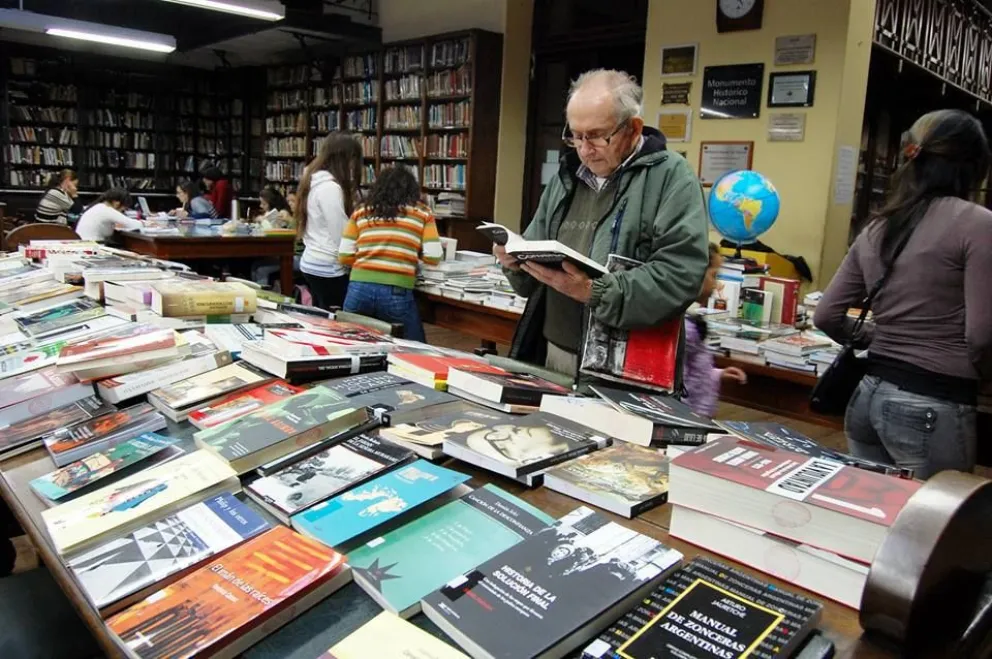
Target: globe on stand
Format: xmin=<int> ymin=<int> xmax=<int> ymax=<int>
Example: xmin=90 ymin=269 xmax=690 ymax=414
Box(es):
xmin=708 ymin=170 xmax=781 ymax=258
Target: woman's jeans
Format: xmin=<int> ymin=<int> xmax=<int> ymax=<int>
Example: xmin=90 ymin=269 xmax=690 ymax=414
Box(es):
xmin=343 ymin=281 xmax=426 ymax=343
xmin=845 ymin=375 xmax=976 ymax=479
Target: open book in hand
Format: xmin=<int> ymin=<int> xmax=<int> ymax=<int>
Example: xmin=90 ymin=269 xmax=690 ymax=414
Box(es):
xmin=477 ymin=222 xmax=608 ymax=278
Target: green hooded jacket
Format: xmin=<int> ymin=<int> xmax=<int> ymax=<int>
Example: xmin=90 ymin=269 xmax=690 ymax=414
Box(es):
xmin=506 ymin=127 xmax=710 ymax=372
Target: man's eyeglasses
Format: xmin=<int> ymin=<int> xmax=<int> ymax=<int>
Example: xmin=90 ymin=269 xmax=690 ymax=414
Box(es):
xmin=562 ymin=121 xmax=628 ymax=149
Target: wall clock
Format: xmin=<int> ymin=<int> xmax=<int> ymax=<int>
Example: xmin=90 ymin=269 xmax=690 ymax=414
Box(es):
xmin=717 ymin=0 xmax=764 ymax=32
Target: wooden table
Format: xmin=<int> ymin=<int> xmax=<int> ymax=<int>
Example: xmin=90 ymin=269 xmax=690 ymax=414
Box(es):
xmin=416 ymin=292 xmax=521 ymax=350
xmin=714 ymin=355 xmax=843 ymax=430
xmin=0 ymin=436 xmax=892 ymax=658
xmin=117 ymin=230 xmax=297 ymax=294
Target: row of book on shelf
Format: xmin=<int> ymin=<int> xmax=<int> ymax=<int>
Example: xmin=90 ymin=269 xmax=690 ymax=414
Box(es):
xmin=0 ymin=238 xmax=925 ymax=658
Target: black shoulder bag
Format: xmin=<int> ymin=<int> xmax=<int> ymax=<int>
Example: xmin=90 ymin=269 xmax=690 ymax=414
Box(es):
xmin=809 ymin=227 xmax=916 ymax=416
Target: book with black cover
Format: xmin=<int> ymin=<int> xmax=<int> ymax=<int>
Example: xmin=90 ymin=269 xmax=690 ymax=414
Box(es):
xmin=0 ymin=395 xmax=112 ymax=460
xmin=446 ymin=368 xmax=570 ymax=408
xmin=719 ymin=421 xmax=915 ymax=479
xmin=477 ymin=222 xmax=608 ymax=277
xmin=591 ymin=384 xmax=723 ymax=443
xmin=442 ymin=411 xmax=611 ymax=479
xmin=245 ymin=433 xmax=413 ymax=524
xmin=582 ymin=557 xmax=823 ymax=659
xmin=422 ymin=507 xmax=683 ymax=659
xmin=320 ymin=372 xmax=468 ymax=425
xmin=240 ymin=340 xmax=387 ymax=383
xmin=193 ymin=385 xmax=372 ymax=474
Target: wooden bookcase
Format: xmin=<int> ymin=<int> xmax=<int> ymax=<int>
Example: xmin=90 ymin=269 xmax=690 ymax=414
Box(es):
xmin=259 ymin=29 xmax=503 ymax=251
xmin=0 ymin=44 xmax=254 ymax=202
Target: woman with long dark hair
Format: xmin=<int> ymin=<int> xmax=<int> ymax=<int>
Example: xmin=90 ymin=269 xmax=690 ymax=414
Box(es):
xmin=172 ymin=180 xmax=217 ymax=219
xmin=338 ymin=166 xmax=442 ymax=341
xmin=75 ymin=188 xmax=142 ymax=241
xmin=815 ymin=109 xmax=992 ymax=478
xmin=297 ymin=133 xmax=363 ymax=309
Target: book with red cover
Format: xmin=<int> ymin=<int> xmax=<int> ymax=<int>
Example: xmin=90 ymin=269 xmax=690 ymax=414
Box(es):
xmin=282 ymin=314 xmax=391 ymax=344
xmin=579 ymin=255 xmax=679 ymax=392
xmin=386 ymin=352 xmax=504 ymax=388
xmin=107 ymin=526 xmax=351 ymax=659
xmin=187 ymin=380 xmax=305 ymax=430
xmin=263 ymin=327 xmax=391 ymax=357
xmin=56 ymin=324 xmax=177 ymax=368
xmin=760 ymin=276 xmax=801 ymax=326
xmin=669 ymin=435 xmax=922 ymax=562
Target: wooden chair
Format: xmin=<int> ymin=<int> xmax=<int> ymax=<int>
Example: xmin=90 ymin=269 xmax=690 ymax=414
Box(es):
xmin=5 ymin=223 xmax=79 ymax=252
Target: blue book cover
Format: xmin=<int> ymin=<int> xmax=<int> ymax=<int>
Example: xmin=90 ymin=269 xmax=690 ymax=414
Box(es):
xmin=292 ymin=460 xmax=470 ymax=548
xmin=67 ymin=492 xmax=270 ymax=610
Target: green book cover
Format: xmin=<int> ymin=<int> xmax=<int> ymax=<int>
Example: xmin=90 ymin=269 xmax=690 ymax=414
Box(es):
xmin=348 ymin=484 xmax=554 ymax=617
xmin=30 ymin=433 xmax=178 ymax=501
xmin=194 ymin=385 xmax=357 ymax=461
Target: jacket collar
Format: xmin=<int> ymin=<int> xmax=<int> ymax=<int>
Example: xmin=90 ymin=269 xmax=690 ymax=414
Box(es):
xmin=560 ymin=125 xmax=669 ymax=180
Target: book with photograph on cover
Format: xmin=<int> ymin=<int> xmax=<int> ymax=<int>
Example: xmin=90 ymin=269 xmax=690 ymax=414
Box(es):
xmin=0 ymin=395 xmax=112 ymax=460
xmin=581 ymin=255 xmax=680 ymax=392
xmin=187 ymin=380 xmax=304 ymax=430
xmin=423 ymin=506 xmax=683 ymax=659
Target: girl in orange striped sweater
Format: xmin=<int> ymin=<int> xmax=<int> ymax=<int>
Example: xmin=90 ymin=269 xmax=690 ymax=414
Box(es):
xmin=339 ymin=166 xmax=442 ymax=341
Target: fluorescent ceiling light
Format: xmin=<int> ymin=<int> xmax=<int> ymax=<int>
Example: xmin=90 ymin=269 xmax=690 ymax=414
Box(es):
xmin=46 ymin=28 xmax=176 ymax=53
xmin=161 ymin=0 xmax=285 ymax=21
xmin=0 ymin=9 xmax=177 ymax=54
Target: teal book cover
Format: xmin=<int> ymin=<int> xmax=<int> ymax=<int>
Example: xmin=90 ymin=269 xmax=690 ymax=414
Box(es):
xmin=348 ymin=484 xmax=554 ymax=617
xmin=30 ymin=433 xmax=178 ymax=501
xmin=292 ymin=460 xmax=470 ymax=548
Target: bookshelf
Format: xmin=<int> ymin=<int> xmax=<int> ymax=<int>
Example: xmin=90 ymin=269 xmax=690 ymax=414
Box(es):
xmin=0 ymin=46 xmax=254 ymax=199
xmin=263 ymin=64 xmax=313 ymax=195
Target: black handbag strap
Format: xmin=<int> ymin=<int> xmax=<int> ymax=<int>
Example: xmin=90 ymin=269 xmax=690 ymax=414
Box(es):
xmin=851 ymin=225 xmax=918 ymax=335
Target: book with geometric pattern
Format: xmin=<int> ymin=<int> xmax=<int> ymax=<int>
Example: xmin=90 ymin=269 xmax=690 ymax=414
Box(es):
xmin=68 ymin=492 xmax=269 ymax=613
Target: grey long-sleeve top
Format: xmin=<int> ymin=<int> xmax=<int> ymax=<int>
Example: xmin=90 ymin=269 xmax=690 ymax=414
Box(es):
xmin=814 ymin=196 xmax=992 ymax=381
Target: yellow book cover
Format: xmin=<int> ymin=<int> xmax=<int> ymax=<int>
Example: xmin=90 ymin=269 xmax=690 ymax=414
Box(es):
xmin=42 ymin=449 xmax=239 ymax=556
xmin=150 ymin=281 xmax=257 ymax=317
xmin=322 ymin=612 xmax=469 ymax=659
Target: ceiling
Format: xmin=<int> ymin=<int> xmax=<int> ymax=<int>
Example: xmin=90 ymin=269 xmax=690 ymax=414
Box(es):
xmin=0 ymin=0 xmax=382 ymax=68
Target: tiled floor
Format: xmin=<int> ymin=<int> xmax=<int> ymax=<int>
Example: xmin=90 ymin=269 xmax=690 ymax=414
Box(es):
xmin=423 ymin=323 xmax=850 ymax=452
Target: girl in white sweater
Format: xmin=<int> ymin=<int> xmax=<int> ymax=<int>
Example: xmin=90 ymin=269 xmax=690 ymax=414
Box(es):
xmin=296 ymin=133 xmax=363 ymax=309
xmin=75 ymin=188 xmax=142 ymax=242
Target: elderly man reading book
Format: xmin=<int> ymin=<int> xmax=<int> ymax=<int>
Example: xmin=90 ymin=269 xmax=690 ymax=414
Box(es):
xmin=495 ymin=69 xmax=709 ymax=379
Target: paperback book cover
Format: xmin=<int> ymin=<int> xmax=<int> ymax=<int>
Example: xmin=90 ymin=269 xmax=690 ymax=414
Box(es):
xmin=97 ymin=346 xmax=232 ymax=405
xmin=332 ymin=374 xmax=465 ymax=425
xmin=69 ymin=492 xmax=270 ymax=613
xmin=202 ymin=323 xmax=263 ymax=357
xmin=148 ymin=361 xmax=271 ymax=412
xmin=56 ymin=324 xmax=177 ymax=369
xmin=321 ymin=611 xmax=469 ymax=659
xmin=246 ymin=433 xmax=412 ymax=520
xmin=423 ymin=507 xmax=683 ymax=659
xmin=193 ymin=385 xmax=358 ymax=456
xmin=15 ymin=297 xmax=106 ymax=337
xmin=348 ymin=484 xmax=554 ymax=618
xmin=584 ymin=557 xmax=823 ymax=659
xmin=42 ymin=449 xmax=240 ymax=556
xmin=0 ymin=366 xmax=92 ymax=428
xmin=293 ymin=460 xmax=470 ymax=548
xmin=0 ymin=335 xmax=69 ymax=378
xmin=442 ymin=410 xmax=611 ymax=478
xmin=106 ymin=526 xmax=350 ymax=659
xmin=264 ymin=326 xmax=394 ymax=357
xmin=31 ymin=432 xmax=180 ymax=502
xmin=386 ymin=352 xmax=501 ymax=388
xmin=543 ymin=443 xmax=670 ymax=518
xmin=447 ymin=368 xmax=571 ymax=407
xmin=581 ymin=255 xmax=680 ymax=392
xmin=238 ymin=341 xmax=387 ymax=383
xmin=381 ymin=407 xmax=518 ymax=460
xmin=591 ymin=384 xmax=723 ymax=433
xmin=719 ymin=421 xmax=915 ymax=479
xmin=187 ymin=380 xmax=304 ymax=430
xmin=0 ymin=395 xmax=112 ymax=458
xmin=44 ymin=403 xmax=163 ymax=466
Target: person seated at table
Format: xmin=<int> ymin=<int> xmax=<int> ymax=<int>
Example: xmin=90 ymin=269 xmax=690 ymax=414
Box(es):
xmin=171 ymin=180 xmax=218 ymax=220
xmin=201 ymin=165 xmax=233 ymax=218
xmin=287 ymin=190 xmax=299 ymax=215
xmin=683 ymin=243 xmax=747 ymax=417
xmin=297 ymin=132 xmax=363 ymax=309
xmin=74 ymin=188 xmax=143 ymax=242
xmin=339 ymin=166 xmax=442 ymax=342
xmin=35 ymin=169 xmax=79 ymax=224
xmin=257 ymin=186 xmax=294 ymax=229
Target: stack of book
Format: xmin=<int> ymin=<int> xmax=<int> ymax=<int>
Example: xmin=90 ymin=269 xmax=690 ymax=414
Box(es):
xmin=667 ymin=435 xmax=922 ymax=608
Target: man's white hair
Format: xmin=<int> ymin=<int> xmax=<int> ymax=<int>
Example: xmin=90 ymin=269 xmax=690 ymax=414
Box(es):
xmin=568 ymin=69 xmax=643 ymax=122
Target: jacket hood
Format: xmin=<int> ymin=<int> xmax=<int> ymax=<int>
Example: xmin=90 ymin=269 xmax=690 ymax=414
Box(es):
xmin=562 ymin=125 xmax=668 ymax=175
xmin=310 ymin=170 xmax=335 ymax=187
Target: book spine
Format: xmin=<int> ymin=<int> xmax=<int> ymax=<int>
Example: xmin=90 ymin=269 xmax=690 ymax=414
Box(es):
xmin=154 ymin=292 xmax=257 ymax=317
xmin=97 ymin=351 xmax=232 ymax=403
xmin=651 ymin=427 xmax=709 ymax=447
xmin=521 ymin=439 xmax=607 ymax=476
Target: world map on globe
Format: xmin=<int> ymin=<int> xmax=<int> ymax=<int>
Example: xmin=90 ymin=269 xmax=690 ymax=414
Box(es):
xmin=708 ymin=170 xmax=781 ymax=244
